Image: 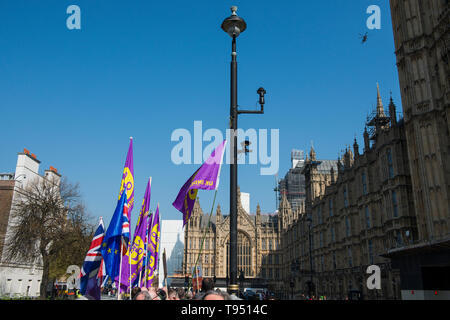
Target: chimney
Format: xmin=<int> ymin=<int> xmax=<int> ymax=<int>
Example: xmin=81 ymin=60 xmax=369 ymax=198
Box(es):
xmin=16 ymin=148 xmax=40 ymax=179
xmin=45 ymin=166 xmax=61 ymax=185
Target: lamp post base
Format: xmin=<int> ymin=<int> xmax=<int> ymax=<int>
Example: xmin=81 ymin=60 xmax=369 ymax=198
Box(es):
xmin=227 ymin=284 xmax=239 ymax=295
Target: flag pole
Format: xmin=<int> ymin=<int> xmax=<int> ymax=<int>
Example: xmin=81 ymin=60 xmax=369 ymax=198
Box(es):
xmin=138 ymin=264 xmax=142 ymax=289
xmin=118 ymin=241 xmax=124 ymax=300
xmin=144 ymin=208 xmax=152 ymax=289
xmin=155 ymin=203 xmax=161 ymax=288
xmin=143 ymin=177 xmax=152 ymax=289
xmin=129 ymin=239 xmax=132 ymax=299
xmin=191 ymin=189 xmax=218 ymax=292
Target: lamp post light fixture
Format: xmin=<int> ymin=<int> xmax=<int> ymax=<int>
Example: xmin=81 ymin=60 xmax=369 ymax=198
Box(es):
xmin=221 ymin=6 xmax=266 ymax=295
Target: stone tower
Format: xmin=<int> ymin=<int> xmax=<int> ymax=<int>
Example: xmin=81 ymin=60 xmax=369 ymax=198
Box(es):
xmin=390 ymin=0 xmax=449 ymax=240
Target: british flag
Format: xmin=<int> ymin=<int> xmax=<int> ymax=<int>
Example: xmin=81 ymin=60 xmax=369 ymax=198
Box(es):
xmin=79 ymin=217 xmax=105 ymax=297
xmin=121 ymin=200 xmax=130 ymax=254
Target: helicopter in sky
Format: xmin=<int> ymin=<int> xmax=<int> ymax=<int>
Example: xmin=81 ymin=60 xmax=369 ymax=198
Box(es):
xmin=359 ymin=32 xmax=369 ymax=44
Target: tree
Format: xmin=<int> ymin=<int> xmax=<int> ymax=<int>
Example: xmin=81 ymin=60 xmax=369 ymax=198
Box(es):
xmin=2 ymin=175 xmax=94 ymax=299
xmin=49 ymin=201 xmax=94 ymax=283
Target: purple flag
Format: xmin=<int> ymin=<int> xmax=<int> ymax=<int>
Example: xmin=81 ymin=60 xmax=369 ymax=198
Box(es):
xmin=172 ymin=139 xmax=227 ymax=226
xmin=119 ymin=138 xmax=134 ymax=219
xmin=140 ymin=210 xmax=153 ymax=287
xmin=117 ymin=178 xmax=151 ymax=289
xmin=143 ymin=204 xmax=160 ymax=288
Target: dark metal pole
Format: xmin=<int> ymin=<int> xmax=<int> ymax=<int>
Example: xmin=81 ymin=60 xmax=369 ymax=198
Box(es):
xmin=308 ymin=219 xmax=313 ymax=299
xmin=229 ymin=35 xmax=239 ymax=295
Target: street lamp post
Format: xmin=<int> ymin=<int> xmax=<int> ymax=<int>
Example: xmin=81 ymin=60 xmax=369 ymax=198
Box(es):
xmin=307 ymin=214 xmax=314 ymax=299
xmin=221 ymin=6 xmax=266 ymax=295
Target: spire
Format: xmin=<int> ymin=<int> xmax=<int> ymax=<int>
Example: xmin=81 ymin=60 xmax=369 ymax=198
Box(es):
xmin=344 ymin=147 xmax=352 ymax=168
xmin=193 ymin=197 xmax=203 ymax=216
xmin=376 ymin=83 xmax=386 ymax=117
xmin=353 ymin=137 xmax=359 ymax=157
xmin=279 ymin=193 xmax=291 ymax=230
xmin=279 ymin=193 xmax=291 ymax=210
xmin=389 ymin=92 xmax=397 ymax=126
xmin=216 ymin=204 xmax=222 ymax=216
xmin=330 ymin=165 xmax=336 ymax=183
xmin=337 ymin=153 xmax=342 ymax=172
xmin=309 ymin=144 xmax=316 ymax=161
xmin=363 ymin=126 xmax=370 ymax=151
xmin=256 ymin=203 xmax=261 ymax=216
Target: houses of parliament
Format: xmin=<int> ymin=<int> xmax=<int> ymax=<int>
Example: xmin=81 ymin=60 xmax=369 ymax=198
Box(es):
xmin=183 ymin=0 xmax=449 ymax=299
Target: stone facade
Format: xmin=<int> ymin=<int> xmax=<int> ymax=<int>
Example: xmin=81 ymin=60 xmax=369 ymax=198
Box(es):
xmin=183 ymin=188 xmax=283 ymax=295
xmin=389 ymin=0 xmax=449 ymax=241
xmin=183 ymin=2 xmax=450 ymax=299
xmin=385 ymin=0 xmax=450 ymax=299
xmin=279 ymin=87 xmax=416 ymax=299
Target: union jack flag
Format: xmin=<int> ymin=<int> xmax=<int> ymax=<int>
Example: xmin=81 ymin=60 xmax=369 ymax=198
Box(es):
xmin=79 ymin=217 xmax=105 ymax=297
xmin=121 ymin=201 xmax=130 ymax=254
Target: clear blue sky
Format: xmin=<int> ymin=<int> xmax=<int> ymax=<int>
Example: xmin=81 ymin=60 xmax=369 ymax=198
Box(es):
xmin=0 ymin=1 xmax=401 ymax=228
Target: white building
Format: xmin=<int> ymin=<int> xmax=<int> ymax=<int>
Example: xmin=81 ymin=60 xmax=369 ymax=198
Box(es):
xmin=0 ymin=149 xmax=61 ymax=298
xmin=157 ymin=220 xmax=184 ymax=288
xmin=240 ymin=192 xmax=250 ymax=214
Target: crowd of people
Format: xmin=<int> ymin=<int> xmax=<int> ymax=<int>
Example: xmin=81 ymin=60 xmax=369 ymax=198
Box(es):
xmin=125 ymin=278 xmax=239 ymax=301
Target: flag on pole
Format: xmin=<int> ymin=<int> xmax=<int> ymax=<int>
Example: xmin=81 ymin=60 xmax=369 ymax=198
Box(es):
xmin=118 ymin=178 xmax=151 ymax=289
xmin=118 ymin=137 xmax=134 ymax=219
xmin=98 ymin=258 xmax=106 ymax=281
xmin=192 ymin=265 xmax=203 ymax=292
xmin=143 ymin=204 xmax=160 ymax=288
xmin=79 ymin=217 xmax=105 ymax=300
xmin=101 ymin=190 xmax=130 ymax=281
xmin=140 ymin=208 xmax=153 ymax=287
xmin=172 ymin=139 xmax=227 ymax=226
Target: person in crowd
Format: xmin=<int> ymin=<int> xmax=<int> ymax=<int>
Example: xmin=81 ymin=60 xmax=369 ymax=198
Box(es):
xmin=201 ymin=278 xmax=215 ymax=292
xmin=148 ymin=287 xmax=160 ymax=300
xmin=157 ymin=288 xmax=167 ymax=300
xmin=134 ymin=290 xmax=151 ymax=300
xmin=202 ymin=290 xmax=226 ymax=300
xmin=131 ymin=287 xmax=141 ymax=300
xmin=193 ymin=278 xmax=215 ymax=299
xmin=168 ymin=288 xmax=180 ymax=300
xmin=176 ymin=287 xmax=185 ymax=300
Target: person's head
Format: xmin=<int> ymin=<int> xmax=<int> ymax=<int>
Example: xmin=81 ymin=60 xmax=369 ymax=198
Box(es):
xmin=168 ymin=288 xmax=180 ymax=300
xmin=176 ymin=287 xmax=185 ymax=299
xmin=201 ymin=278 xmax=215 ymax=292
xmin=131 ymin=287 xmax=141 ymax=300
xmin=156 ymin=288 xmax=167 ymax=300
xmin=202 ymin=290 xmax=228 ymax=300
xmin=135 ymin=291 xmax=151 ymax=300
xmin=148 ymin=287 xmax=160 ymax=300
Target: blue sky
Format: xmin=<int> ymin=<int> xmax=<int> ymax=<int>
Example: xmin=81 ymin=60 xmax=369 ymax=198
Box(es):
xmin=0 ymin=1 xmax=401 ymax=228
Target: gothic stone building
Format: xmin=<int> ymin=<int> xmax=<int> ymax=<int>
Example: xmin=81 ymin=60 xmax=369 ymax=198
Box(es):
xmin=183 ymin=188 xmax=284 ymax=295
xmin=280 ymin=86 xmax=418 ymax=300
xmin=184 ymin=1 xmax=450 ymax=299
xmin=386 ymin=0 xmax=450 ymax=299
